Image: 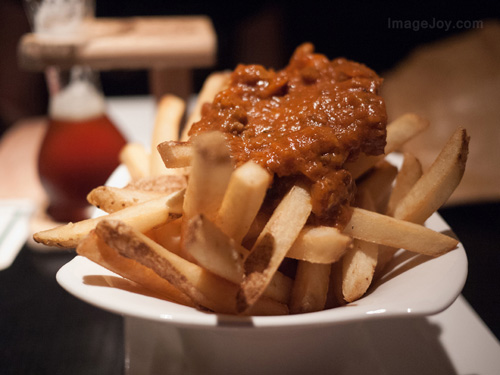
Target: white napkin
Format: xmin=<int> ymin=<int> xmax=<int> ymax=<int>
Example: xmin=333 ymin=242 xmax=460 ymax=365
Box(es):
xmin=0 ymin=200 xmax=36 ymax=270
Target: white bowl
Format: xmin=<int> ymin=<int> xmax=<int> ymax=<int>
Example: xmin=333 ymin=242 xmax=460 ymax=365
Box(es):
xmin=56 ymin=162 xmax=468 ymax=374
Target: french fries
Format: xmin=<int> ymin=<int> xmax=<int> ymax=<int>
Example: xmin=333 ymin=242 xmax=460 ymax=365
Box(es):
xmin=126 ymin=174 xmax=187 ymax=194
xmin=87 ymin=186 xmax=164 ymax=214
xmin=346 ymin=113 xmax=429 ymax=179
xmin=77 ymin=231 xmax=194 ymax=307
xmin=183 ymin=214 xmax=293 ymax=304
xmin=149 ymin=218 xmax=183 ymax=255
xmin=157 ymin=141 xmax=193 ymax=169
xmin=149 ymin=95 xmax=186 ymax=176
xmin=340 ymin=191 xmax=378 ymax=303
xmin=344 ymin=207 xmax=458 ymax=256
xmin=356 ymin=160 xmax=398 ymax=213
xmin=95 ymin=219 xmax=288 ymax=315
xmin=376 ymin=127 xmax=468 ymax=274
xmin=215 ymin=161 xmax=272 ymax=243
xmin=180 ymin=71 xmax=231 ymax=142
xmin=237 ymin=183 xmax=312 ymax=313
xmin=286 ymin=226 xmax=351 ymax=264
xmin=290 ymin=262 xmax=331 ymax=313
xmin=341 ymin=239 xmax=378 ymax=303
xmin=184 ymin=214 xmax=246 ymax=284
xmin=34 ymin=189 xmax=184 ymax=248
xmin=392 ymin=127 xmax=469 ymax=224
xmin=182 ymin=131 xmax=233 ymax=221
xmin=386 ymin=153 xmax=423 ymax=217
xmin=33 ymin=65 xmax=469 ymax=316
xmin=119 ymin=143 xmax=150 ymax=180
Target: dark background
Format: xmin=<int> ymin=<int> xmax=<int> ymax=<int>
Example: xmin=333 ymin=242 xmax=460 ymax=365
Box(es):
xmin=1 ymin=1 xmax=499 ymax=373
xmin=93 ymin=0 xmax=500 ymax=95
xmin=2 ymin=0 xmax=500 ymax=129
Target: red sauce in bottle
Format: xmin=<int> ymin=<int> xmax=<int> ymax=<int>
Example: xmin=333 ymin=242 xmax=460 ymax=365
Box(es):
xmin=38 ymin=114 xmax=126 ymax=222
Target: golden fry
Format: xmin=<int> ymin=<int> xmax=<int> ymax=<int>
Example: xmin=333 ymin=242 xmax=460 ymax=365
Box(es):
xmin=180 ymin=71 xmax=231 ymax=141
xmin=290 ymin=261 xmax=331 ymax=314
xmin=87 ymin=186 xmax=164 ymax=213
xmin=96 ymin=220 xmax=288 ymax=315
xmin=183 ymin=131 xmax=233 ymax=221
xmin=286 ymin=225 xmax=351 ymax=264
xmin=377 ymin=153 xmax=423 ymax=274
xmin=77 ymin=231 xmax=193 ymax=306
xmin=376 ymin=128 xmax=468 ymax=274
xmin=344 ymin=207 xmax=458 ymax=256
xmin=237 ymin=184 xmax=312 ymax=313
xmin=356 ymin=160 xmax=398 ymax=213
xmin=33 ymin=190 xmax=184 ymax=248
xmin=150 ymin=95 xmax=185 ymax=176
xmin=341 ymin=239 xmax=378 ymax=303
xmin=126 ymin=174 xmax=187 ymax=194
xmin=184 ymin=214 xmax=245 ymax=284
xmin=148 ymin=218 xmax=183 ymax=256
xmin=347 ymin=113 xmax=429 ymax=179
xmin=215 ymin=161 xmax=272 ymax=243
xmin=119 ymin=143 xmax=150 ymax=180
xmin=184 ymin=214 xmax=293 ymax=304
xmin=157 ymin=141 xmax=192 ymax=169
xmin=340 ymin=190 xmax=378 ymax=303
xmin=393 ymin=127 xmax=469 ymax=224
xmin=386 ymin=152 xmax=423 ymax=217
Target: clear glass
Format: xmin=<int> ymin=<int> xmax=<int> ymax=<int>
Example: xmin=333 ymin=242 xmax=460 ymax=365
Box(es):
xmin=24 ymin=0 xmax=95 ymax=39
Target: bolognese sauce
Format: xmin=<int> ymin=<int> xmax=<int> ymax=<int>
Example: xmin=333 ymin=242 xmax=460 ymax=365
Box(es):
xmin=189 ymin=43 xmax=387 ymax=228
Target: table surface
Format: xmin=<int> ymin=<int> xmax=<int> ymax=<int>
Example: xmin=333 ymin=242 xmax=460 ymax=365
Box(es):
xmin=1 ymin=97 xmax=499 ymax=374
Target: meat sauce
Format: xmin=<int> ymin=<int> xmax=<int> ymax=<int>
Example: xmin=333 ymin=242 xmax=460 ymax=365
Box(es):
xmin=189 ymin=43 xmax=387 ymax=227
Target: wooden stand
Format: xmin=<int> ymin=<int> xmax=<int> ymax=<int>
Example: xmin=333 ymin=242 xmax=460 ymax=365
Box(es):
xmin=18 ymin=16 xmax=217 ymax=100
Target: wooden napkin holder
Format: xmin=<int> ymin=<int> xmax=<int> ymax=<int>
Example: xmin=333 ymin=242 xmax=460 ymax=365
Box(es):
xmin=17 ymin=16 xmax=217 ymax=99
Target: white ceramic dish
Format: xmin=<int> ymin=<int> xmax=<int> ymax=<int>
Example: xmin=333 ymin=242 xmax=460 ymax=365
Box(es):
xmin=56 ymin=161 xmax=468 ymax=374
xmin=57 ymin=221 xmax=466 ymax=328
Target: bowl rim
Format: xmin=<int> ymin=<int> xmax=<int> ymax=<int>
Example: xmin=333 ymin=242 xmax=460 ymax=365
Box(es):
xmin=56 ymin=212 xmax=467 ymax=330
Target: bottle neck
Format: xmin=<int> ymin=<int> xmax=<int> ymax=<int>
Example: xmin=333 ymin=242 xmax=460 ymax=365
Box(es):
xmin=48 ymin=66 xmax=106 ymax=122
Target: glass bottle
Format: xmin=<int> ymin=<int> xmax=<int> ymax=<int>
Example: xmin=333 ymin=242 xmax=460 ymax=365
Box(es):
xmin=38 ymin=66 xmax=126 ymax=222
xmin=24 ymin=0 xmax=126 ymax=222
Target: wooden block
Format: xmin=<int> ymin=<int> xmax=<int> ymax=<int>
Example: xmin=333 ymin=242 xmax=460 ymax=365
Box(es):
xmin=149 ymin=68 xmax=193 ymax=102
xmin=18 ymin=16 xmax=217 ymax=71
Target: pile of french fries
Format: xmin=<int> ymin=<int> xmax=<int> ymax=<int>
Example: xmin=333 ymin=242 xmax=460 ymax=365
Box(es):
xmin=33 ymin=72 xmax=469 ymax=316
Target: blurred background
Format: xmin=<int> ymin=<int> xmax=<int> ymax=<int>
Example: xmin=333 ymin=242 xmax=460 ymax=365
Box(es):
xmin=4 ymin=0 xmax=498 ymax=203
xmin=2 ymin=0 xmax=500 ymax=124
xmin=1 ymin=0 xmax=499 ymax=372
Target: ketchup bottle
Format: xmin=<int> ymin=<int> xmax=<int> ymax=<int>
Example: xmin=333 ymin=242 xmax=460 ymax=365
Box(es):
xmin=38 ymin=66 xmax=126 ymax=223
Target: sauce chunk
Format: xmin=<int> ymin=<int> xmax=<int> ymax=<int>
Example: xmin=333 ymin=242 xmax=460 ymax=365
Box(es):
xmin=189 ymin=43 xmax=387 ymax=226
